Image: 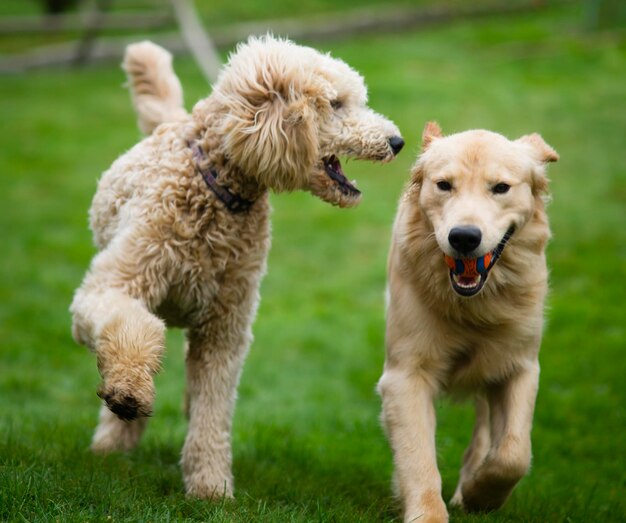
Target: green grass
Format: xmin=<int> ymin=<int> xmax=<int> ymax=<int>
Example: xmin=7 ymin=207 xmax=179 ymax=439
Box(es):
xmin=1 ymin=3 xmax=626 ymax=522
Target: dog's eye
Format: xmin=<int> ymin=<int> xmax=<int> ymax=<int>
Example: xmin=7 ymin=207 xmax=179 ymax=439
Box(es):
xmin=492 ymin=183 xmax=511 ymax=194
xmin=330 ymin=99 xmax=343 ymax=110
xmin=436 ymin=181 xmax=452 ymax=192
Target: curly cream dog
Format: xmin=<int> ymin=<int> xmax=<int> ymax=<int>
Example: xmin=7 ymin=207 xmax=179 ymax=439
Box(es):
xmin=378 ymin=122 xmax=558 ymax=522
xmin=70 ymin=36 xmax=403 ymax=497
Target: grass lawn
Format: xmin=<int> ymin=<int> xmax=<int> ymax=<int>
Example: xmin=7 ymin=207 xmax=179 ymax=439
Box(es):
xmin=1 ymin=3 xmax=625 ymax=522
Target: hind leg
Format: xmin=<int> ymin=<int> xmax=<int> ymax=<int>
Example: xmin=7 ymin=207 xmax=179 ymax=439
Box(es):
xmin=91 ymin=404 xmax=149 ymax=452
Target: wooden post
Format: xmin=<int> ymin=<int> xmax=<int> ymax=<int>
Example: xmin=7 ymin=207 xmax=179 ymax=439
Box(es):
xmin=170 ymin=0 xmax=221 ymax=84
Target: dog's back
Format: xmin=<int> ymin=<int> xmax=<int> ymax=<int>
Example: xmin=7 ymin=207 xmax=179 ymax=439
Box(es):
xmin=86 ymin=43 xmax=193 ymax=249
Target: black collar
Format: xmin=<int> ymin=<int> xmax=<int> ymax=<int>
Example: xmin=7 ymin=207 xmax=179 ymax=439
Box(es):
xmin=188 ymin=142 xmax=255 ymax=213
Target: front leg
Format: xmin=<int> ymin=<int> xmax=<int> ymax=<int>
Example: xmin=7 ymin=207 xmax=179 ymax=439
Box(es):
xmin=378 ymin=367 xmax=448 ymax=523
xmin=450 ymin=395 xmax=491 ymax=507
xmin=181 ymin=285 xmax=259 ymax=498
xmin=460 ymin=360 xmax=540 ymax=512
xmin=71 ymin=235 xmax=169 ymax=427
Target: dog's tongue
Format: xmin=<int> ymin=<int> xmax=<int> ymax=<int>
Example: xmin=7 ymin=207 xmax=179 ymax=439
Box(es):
xmin=444 ymin=253 xmax=493 ymax=277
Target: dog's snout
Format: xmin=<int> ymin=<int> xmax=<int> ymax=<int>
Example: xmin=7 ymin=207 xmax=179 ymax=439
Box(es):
xmin=388 ymin=136 xmax=405 ymax=156
xmin=449 ymin=226 xmax=482 ymax=254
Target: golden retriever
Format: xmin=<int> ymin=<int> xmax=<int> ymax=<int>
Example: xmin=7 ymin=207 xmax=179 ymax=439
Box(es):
xmin=378 ymin=122 xmax=558 ymax=522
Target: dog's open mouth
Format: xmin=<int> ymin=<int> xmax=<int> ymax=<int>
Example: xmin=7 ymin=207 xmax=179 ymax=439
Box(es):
xmin=444 ymin=226 xmax=515 ymax=297
xmin=323 ymin=155 xmax=361 ymax=198
xmin=308 ymin=155 xmax=362 ymax=208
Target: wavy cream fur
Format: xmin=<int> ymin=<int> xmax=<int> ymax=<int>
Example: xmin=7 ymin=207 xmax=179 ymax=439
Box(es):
xmin=70 ymin=35 xmax=400 ymax=498
xmin=123 ymin=41 xmax=188 ymax=134
xmin=378 ymin=123 xmax=558 ymax=522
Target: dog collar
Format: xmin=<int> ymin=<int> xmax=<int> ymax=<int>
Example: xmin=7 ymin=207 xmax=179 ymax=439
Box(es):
xmin=188 ymin=142 xmax=255 ymax=213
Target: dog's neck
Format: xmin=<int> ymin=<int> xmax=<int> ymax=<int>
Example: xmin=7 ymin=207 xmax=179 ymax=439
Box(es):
xmin=191 ymin=142 xmax=266 ymax=205
xmin=218 ymin=165 xmax=266 ymax=203
xmin=191 ymin=97 xmax=270 ymax=202
xmin=186 ymin=117 xmax=267 ymax=207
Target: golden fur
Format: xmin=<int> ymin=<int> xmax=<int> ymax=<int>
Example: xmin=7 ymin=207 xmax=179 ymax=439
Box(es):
xmin=70 ymin=37 xmax=402 ymax=498
xmin=378 ymin=122 xmax=558 ymax=522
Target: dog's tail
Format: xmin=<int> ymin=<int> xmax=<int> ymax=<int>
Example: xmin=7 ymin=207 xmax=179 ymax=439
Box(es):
xmin=122 ymin=41 xmax=188 ymax=134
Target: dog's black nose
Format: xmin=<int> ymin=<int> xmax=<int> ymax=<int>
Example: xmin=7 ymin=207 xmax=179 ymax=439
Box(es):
xmin=449 ymin=226 xmax=482 ymax=254
xmin=388 ymin=136 xmax=405 ymax=155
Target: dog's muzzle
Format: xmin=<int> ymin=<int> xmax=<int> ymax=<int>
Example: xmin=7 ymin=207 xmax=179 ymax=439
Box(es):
xmin=443 ymin=226 xmax=515 ymax=297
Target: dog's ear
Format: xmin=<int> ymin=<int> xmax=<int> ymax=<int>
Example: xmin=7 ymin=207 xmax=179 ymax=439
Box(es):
xmin=260 ymin=94 xmax=318 ymax=189
xmin=220 ymin=90 xmax=318 ymax=191
xmin=422 ymin=121 xmax=443 ymax=150
xmin=409 ymin=162 xmax=424 ymax=192
xmin=516 ymin=133 xmax=559 ymax=163
xmin=411 ymin=121 xmax=442 ymax=189
xmin=517 ymin=133 xmax=558 ymax=195
xmin=214 ymin=37 xmax=321 ymax=191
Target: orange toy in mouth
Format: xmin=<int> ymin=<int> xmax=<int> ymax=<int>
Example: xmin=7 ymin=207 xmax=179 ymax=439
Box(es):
xmin=444 ymin=253 xmax=493 ymax=278
xmin=442 ymin=226 xmax=515 ymax=297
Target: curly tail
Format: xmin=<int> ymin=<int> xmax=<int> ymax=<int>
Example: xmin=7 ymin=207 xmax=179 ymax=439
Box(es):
xmin=122 ymin=41 xmax=188 ymax=134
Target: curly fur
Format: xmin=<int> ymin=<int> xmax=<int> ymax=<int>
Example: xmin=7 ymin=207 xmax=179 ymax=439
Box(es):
xmin=123 ymin=41 xmax=188 ymax=134
xmin=70 ymin=36 xmax=401 ymax=498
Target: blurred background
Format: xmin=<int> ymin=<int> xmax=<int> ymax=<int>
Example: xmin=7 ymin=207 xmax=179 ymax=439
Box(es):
xmin=1 ymin=1 xmax=625 ymax=521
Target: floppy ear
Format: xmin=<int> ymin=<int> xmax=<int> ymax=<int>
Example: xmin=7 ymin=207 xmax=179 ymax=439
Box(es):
xmin=213 ymin=35 xmax=320 ymax=191
xmin=516 ymin=133 xmax=559 ymax=163
xmin=422 ymin=121 xmax=443 ymax=150
xmin=410 ymin=121 xmax=443 ymax=188
xmin=517 ymin=133 xmax=558 ymax=195
xmin=221 ymin=92 xmax=318 ymax=192
xmin=409 ymin=161 xmax=424 ymax=188
xmin=280 ymin=96 xmax=318 ymax=188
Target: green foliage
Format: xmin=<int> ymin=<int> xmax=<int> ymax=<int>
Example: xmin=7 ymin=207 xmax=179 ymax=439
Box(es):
xmin=1 ymin=4 xmax=625 ymax=521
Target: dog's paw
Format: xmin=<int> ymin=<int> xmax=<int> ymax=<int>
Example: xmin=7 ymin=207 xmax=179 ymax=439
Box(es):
xmin=460 ymin=465 xmax=522 ymax=512
xmin=460 ymin=445 xmax=529 ymax=512
xmin=185 ymin=478 xmax=234 ymax=500
xmin=182 ymin=443 xmax=234 ymax=500
xmin=405 ymin=491 xmax=449 ymax=523
xmin=404 ymin=511 xmax=448 ymax=523
xmin=97 ymin=379 xmax=154 ymax=421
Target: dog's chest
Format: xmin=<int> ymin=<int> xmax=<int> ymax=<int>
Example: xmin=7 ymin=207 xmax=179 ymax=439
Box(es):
xmin=156 ymin=209 xmax=271 ymax=327
xmin=445 ymin=334 xmax=528 ymax=391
